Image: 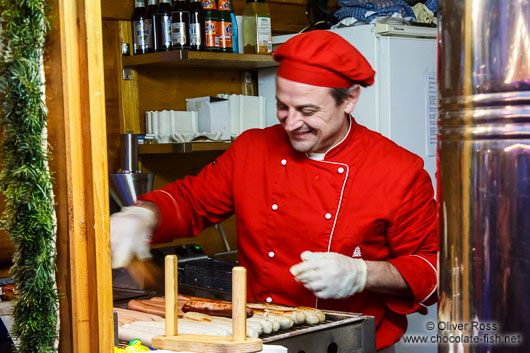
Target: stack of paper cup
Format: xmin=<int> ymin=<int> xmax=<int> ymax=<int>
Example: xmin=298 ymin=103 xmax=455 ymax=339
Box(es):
xmin=145 ymin=110 xmax=198 ymax=143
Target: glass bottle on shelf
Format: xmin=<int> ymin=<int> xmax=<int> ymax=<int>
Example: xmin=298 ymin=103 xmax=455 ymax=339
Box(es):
xmin=189 ymin=0 xmax=206 ymax=50
xmin=132 ymin=0 xmax=150 ymax=54
xmin=172 ymin=0 xmax=190 ymax=49
xmin=230 ymin=0 xmax=239 ymax=53
xmin=202 ymin=0 xmax=220 ymax=51
xmin=218 ymin=0 xmax=233 ymax=52
xmin=157 ymin=0 xmax=173 ymax=50
xmin=146 ymin=0 xmax=159 ymax=52
xmin=242 ymin=0 xmax=272 ymax=54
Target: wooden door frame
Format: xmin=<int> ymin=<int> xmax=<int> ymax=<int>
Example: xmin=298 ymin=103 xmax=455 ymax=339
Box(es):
xmin=44 ymin=0 xmax=113 ymax=352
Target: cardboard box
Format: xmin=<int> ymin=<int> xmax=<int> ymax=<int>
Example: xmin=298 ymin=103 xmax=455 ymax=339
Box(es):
xmin=217 ymin=94 xmax=266 ymax=137
xmin=186 ymin=96 xmax=230 ymax=140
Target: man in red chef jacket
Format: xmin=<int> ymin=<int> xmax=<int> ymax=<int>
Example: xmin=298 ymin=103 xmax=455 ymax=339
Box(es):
xmin=110 ymin=30 xmax=438 ymax=352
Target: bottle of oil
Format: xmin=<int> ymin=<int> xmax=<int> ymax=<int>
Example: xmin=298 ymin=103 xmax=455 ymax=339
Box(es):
xmin=242 ymin=0 xmax=271 ymax=54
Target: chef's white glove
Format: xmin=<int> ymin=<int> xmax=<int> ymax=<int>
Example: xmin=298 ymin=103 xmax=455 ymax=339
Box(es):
xmin=289 ymin=251 xmax=368 ymax=299
xmin=110 ymin=206 xmax=157 ymax=269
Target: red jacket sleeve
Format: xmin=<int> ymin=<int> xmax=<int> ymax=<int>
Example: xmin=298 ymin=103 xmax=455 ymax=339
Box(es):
xmin=138 ymin=137 xmax=240 ymax=244
xmin=384 ymin=159 xmax=438 ymax=314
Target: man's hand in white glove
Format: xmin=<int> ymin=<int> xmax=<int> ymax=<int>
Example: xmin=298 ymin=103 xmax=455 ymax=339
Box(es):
xmin=289 ymin=251 xmax=368 ymax=299
xmin=110 ymin=205 xmax=158 ymax=269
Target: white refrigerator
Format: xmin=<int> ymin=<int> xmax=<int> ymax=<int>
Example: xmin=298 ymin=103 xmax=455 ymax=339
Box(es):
xmin=258 ymin=23 xmax=439 ymax=353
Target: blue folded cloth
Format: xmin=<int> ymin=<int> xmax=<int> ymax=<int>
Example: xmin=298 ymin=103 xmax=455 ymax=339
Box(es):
xmin=424 ymin=0 xmax=438 ymax=13
xmin=334 ymin=0 xmax=416 ymax=22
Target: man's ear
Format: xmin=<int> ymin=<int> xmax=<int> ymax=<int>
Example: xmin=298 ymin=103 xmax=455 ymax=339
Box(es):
xmin=343 ymin=85 xmax=361 ymax=114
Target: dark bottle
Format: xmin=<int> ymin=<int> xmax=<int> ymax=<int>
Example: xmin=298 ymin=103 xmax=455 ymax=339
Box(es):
xmin=172 ymin=0 xmax=190 ymax=49
xmin=146 ymin=0 xmax=159 ymax=52
xmin=217 ymin=0 xmax=232 ymax=52
xmin=202 ymin=0 xmax=220 ymax=51
xmin=132 ymin=0 xmax=150 ymax=54
xmin=157 ymin=0 xmax=173 ymax=50
xmin=189 ymin=0 xmax=205 ymax=51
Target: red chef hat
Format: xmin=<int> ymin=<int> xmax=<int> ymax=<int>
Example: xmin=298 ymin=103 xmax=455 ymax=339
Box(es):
xmin=273 ymin=30 xmax=375 ymax=88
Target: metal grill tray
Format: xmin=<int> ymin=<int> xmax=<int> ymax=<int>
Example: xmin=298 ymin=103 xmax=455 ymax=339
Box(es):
xmin=262 ymin=310 xmax=376 ymax=353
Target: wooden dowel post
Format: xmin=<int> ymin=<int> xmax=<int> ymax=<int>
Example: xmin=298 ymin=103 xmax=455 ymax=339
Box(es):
xmin=232 ymin=267 xmax=247 ymax=342
xmin=165 ymin=255 xmax=178 ymax=337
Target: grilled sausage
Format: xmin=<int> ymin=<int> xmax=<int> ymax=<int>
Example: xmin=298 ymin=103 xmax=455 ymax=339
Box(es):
xmin=182 ymin=300 xmax=254 ymax=318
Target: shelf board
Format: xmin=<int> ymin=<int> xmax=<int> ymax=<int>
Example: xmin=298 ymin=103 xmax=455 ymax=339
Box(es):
xmin=138 ymin=141 xmax=231 ymax=154
xmin=122 ymin=50 xmax=279 ymax=70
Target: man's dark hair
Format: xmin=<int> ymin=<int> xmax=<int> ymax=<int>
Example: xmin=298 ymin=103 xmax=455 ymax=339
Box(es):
xmin=329 ymin=84 xmax=359 ymax=106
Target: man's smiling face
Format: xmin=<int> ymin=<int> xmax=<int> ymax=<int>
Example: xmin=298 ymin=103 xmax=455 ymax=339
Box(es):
xmin=275 ymin=76 xmax=360 ymax=154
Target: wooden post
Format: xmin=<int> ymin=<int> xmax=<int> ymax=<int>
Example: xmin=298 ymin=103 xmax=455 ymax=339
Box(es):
xmin=165 ymin=255 xmax=179 ymax=337
xmin=232 ymin=267 xmax=247 ymax=341
xmin=44 ymin=0 xmax=113 ymax=352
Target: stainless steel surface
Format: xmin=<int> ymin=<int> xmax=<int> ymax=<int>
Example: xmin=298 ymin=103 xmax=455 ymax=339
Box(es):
xmin=121 ymin=131 xmax=139 ymax=172
xmin=110 ymin=132 xmax=154 ymax=207
xmin=114 ymin=311 xmax=118 ymax=346
xmin=438 ymin=1 xmax=530 ymax=352
xmin=177 ymin=280 xmax=376 ymax=352
xmin=121 ymin=42 xmax=130 ymax=56
xmin=109 ymin=173 xmax=154 ymax=207
xmin=215 ymin=223 xmax=231 ymax=251
xmin=263 ymin=311 xmax=376 ymax=353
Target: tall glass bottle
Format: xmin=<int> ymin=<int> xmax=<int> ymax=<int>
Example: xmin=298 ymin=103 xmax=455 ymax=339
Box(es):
xmin=217 ymin=0 xmax=233 ymax=52
xmin=202 ymin=0 xmax=220 ymax=51
xmin=189 ymin=0 xmax=205 ymax=50
xmin=157 ymin=0 xmax=173 ymax=50
xmin=146 ymin=0 xmax=159 ymax=52
xmin=242 ymin=0 xmax=271 ymax=54
xmin=172 ymin=0 xmax=190 ymax=49
xmin=132 ymin=0 xmax=150 ymax=54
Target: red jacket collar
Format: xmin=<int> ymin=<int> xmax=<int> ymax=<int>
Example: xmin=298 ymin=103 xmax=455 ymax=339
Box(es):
xmin=322 ymin=115 xmax=362 ymax=160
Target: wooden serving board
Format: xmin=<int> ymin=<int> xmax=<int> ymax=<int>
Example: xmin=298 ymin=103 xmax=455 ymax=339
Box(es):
xmin=151 ymin=335 xmax=262 ymax=353
xmin=151 ymin=255 xmax=263 ymax=353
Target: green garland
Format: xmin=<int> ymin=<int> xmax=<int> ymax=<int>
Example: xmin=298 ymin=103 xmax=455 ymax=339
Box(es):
xmin=0 ymin=0 xmax=59 ymax=352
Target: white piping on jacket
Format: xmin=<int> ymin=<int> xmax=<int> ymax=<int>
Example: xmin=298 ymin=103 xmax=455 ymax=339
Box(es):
xmin=420 ymin=283 xmax=438 ymax=305
xmin=310 ymin=116 xmax=353 ymax=308
xmin=320 ymin=161 xmax=350 ymax=253
xmin=157 ymin=189 xmax=180 ymax=212
xmin=312 ymin=160 xmax=349 ymax=309
xmin=411 ymin=254 xmax=437 ymax=275
xmin=411 ymin=254 xmax=438 ymax=304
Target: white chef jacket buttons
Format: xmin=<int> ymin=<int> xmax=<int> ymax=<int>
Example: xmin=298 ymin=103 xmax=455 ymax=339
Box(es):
xmin=272 ymin=204 xmax=278 ymax=211
xmin=281 ymin=159 xmax=287 ymax=166
xmin=325 ymin=213 xmax=332 ymax=220
xmin=268 ymin=251 xmax=275 ymax=258
xmin=337 ymin=167 xmax=345 ymax=174
xmin=266 ymin=297 xmax=273 ymax=303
